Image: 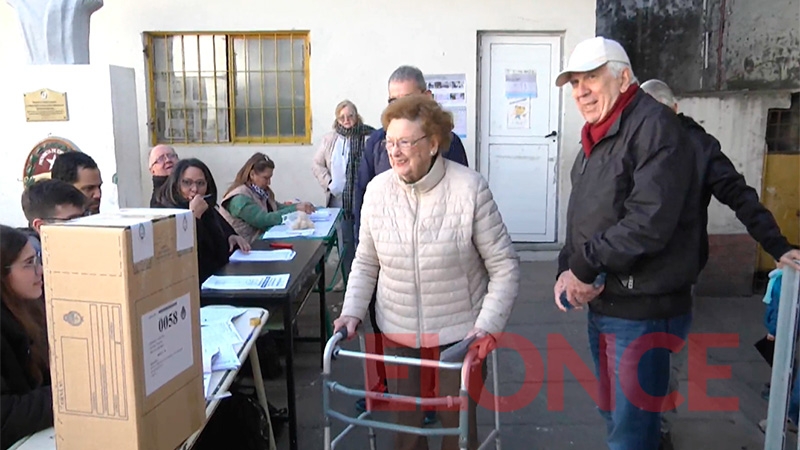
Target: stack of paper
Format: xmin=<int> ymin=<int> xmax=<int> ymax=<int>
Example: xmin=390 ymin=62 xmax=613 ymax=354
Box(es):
xmin=200 ymin=308 xmax=249 ymax=399
xmin=201 ymin=274 xmax=290 ymax=290
xmin=310 ymin=210 xmax=332 ymax=222
xmin=262 ymin=228 xmax=314 ymax=239
xmin=229 ymin=249 xmax=296 ymax=262
xmin=200 ymin=307 xmax=247 ymax=325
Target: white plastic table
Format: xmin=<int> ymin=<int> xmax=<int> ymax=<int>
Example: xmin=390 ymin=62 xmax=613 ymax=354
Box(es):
xmin=10 ymin=306 xmax=275 ymax=450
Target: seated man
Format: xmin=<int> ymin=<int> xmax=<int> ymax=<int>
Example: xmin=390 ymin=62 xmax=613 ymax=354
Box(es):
xmin=148 ymin=144 xmax=179 ymax=207
xmin=20 ymin=179 xmax=88 ymax=252
xmin=51 ymin=152 xmax=102 ymax=214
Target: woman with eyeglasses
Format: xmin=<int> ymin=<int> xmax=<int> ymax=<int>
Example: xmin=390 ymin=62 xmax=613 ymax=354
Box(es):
xmin=1 ymin=225 xmax=52 ymax=449
xmin=220 ymin=152 xmax=315 ymax=243
xmin=332 ymin=95 xmax=519 ymax=450
xmin=155 ymin=158 xmax=251 ymax=285
xmin=311 ymin=100 xmax=375 ymax=274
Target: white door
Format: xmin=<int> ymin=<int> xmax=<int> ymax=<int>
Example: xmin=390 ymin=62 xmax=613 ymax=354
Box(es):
xmin=478 ymin=34 xmax=560 ymax=242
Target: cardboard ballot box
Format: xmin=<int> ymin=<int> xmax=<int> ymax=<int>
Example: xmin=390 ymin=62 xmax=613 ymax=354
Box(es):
xmin=40 ymin=209 xmax=204 ymax=450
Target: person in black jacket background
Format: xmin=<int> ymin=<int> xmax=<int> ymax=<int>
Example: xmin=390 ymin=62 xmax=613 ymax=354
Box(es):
xmin=640 ymin=79 xmax=800 ymax=272
xmin=1 ymin=225 xmax=52 ymax=449
xmin=641 ymin=79 xmax=800 ymax=448
xmin=554 ymin=37 xmax=702 ymax=450
xmin=155 ymin=158 xmax=250 ymax=288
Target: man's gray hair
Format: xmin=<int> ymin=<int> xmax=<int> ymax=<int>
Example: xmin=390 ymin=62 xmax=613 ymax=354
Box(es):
xmin=388 ymin=65 xmax=427 ymax=92
xmin=606 ymin=61 xmax=638 ymax=85
xmin=640 ymin=79 xmax=676 ymax=108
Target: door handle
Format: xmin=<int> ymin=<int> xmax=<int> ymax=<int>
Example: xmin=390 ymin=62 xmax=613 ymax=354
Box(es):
xmin=545 ymin=131 xmax=557 ymax=138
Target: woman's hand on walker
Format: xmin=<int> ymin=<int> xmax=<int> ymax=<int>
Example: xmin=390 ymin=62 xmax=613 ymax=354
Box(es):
xmin=333 ymin=315 xmax=361 ymax=340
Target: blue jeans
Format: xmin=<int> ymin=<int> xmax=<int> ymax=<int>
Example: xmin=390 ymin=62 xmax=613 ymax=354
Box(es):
xmin=588 ymin=311 xmax=692 ymax=450
xmin=328 ymin=195 xmax=355 ymax=280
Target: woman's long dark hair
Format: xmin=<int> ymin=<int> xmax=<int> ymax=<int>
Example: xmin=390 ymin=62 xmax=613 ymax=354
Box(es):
xmin=157 ymin=158 xmax=219 ymax=207
xmin=0 ymin=225 xmax=48 ymax=384
xmin=225 ymin=153 xmax=275 ymax=197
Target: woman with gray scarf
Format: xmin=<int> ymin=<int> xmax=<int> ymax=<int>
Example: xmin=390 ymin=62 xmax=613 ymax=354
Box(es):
xmin=312 ymin=100 xmax=374 ymax=277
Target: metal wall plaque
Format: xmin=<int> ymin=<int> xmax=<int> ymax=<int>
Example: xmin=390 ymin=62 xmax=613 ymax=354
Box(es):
xmin=23 ymin=88 xmax=69 ymax=122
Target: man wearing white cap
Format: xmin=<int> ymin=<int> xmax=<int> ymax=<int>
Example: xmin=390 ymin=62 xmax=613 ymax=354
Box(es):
xmin=553 ymin=37 xmax=702 ymax=450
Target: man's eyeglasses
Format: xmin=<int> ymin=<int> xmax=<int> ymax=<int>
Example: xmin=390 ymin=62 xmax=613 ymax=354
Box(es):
xmin=181 ymin=179 xmax=207 ymax=189
xmin=6 ymin=252 xmax=43 ymax=271
xmin=150 ymin=153 xmax=179 ymax=167
xmin=382 ymin=135 xmax=428 ymax=151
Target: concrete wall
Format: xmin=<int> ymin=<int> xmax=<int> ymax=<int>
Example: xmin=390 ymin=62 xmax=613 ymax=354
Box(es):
xmin=677 ymin=91 xmax=792 ymax=233
xmin=723 ymin=0 xmax=800 ymax=90
xmin=676 ymin=90 xmax=792 ymax=295
xmin=1 ymin=0 xmax=596 ymax=239
xmin=597 ymin=0 xmax=800 ymax=93
xmin=0 ymin=65 xmax=143 ymax=227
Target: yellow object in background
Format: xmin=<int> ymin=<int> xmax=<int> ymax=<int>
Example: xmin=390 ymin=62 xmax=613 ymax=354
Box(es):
xmin=758 ymin=153 xmax=800 ymax=271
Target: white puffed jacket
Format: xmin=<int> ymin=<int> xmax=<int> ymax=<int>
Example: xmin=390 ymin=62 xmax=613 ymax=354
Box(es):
xmin=341 ymin=156 xmax=519 ymax=348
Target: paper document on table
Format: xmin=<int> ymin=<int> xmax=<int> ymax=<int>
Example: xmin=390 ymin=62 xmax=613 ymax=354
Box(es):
xmin=203 ymin=373 xmax=212 ymax=398
xmin=202 ymin=345 xmax=220 ymax=374
xmin=310 ymin=209 xmax=332 ymax=222
xmin=262 ymin=228 xmax=314 ymax=239
xmin=201 ymin=274 xmax=290 ymax=290
xmin=211 ymin=342 xmax=241 ymax=371
xmin=202 ymin=320 xmax=243 ymax=345
xmin=229 ymin=249 xmax=296 ymax=262
xmin=200 ymin=307 xmax=247 ymax=325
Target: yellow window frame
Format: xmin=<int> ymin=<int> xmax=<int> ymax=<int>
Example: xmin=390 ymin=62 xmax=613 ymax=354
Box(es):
xmin=144 ymin=31 xmax=311 ymax=145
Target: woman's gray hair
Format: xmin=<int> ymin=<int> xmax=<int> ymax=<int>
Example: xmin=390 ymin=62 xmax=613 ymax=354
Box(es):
xmin=387 ymin=65 xmax=427 ymax=92
xmin=606 ymin=61 xmax=638 ymax=84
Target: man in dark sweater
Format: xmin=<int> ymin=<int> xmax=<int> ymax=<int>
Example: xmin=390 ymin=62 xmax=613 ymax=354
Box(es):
xmin=20 ymin=179 xmax=88 ymax=254
xmin=353 ymin=65 xmax=469 ymax=243
xmin=50 ymin=152 xmax=102 ymax=214
xmin=640 ymin=79 xmax=800 ymax=272
xmin=148 ymin=145 xmax=179 ymax=207
xmin=641 ymin=78 xmax=800 ymax=449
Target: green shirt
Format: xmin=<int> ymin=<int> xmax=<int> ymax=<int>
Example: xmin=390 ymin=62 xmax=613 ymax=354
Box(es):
xmin=226 ymin=195 xmax=297 ymax=230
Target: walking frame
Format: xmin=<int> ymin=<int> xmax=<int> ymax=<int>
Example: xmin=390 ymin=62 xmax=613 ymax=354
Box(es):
xmin=322 ymin=329 xmax=502 ymax=449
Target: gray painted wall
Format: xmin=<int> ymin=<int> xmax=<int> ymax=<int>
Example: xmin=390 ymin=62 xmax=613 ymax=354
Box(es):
xmin=597 ymin=0 xmax=800 ymax=93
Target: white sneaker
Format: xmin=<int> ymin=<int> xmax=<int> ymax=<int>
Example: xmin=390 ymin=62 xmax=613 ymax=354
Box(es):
xmin=332 ymin=278 xmax=345 ymax=292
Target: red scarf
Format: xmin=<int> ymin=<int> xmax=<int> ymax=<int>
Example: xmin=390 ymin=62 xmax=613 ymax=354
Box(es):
xmin=580 ymin=84 xmax=639 ymax=157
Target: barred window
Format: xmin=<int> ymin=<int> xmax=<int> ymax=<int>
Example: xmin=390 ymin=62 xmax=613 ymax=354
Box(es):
xmin=765 ymin=93 xmax=799 ymax=154
xmin=145 ymin=32 xmax=310 ymax=145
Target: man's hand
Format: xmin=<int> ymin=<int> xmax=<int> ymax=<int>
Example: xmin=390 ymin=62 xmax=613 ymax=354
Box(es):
xmin=554 ymin=271 xmax=570 ymax=312
xmin=778 ymin=249 xmax=800 ymax=272
xmin=333 ymin=315 xmax=361 ymax=340
xmin=555 ymin=270 xmax=604 ymax=311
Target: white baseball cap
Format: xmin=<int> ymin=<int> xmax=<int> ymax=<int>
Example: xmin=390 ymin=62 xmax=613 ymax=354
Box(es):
xmin=555 ymin=37 xmax=631 ymax=87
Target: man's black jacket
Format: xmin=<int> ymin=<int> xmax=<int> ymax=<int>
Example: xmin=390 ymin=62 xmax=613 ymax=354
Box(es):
xmin=558 ymin=91 xmax=702 ymax=320
xmin=678 ymin=113 xmax=792 ymax=269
